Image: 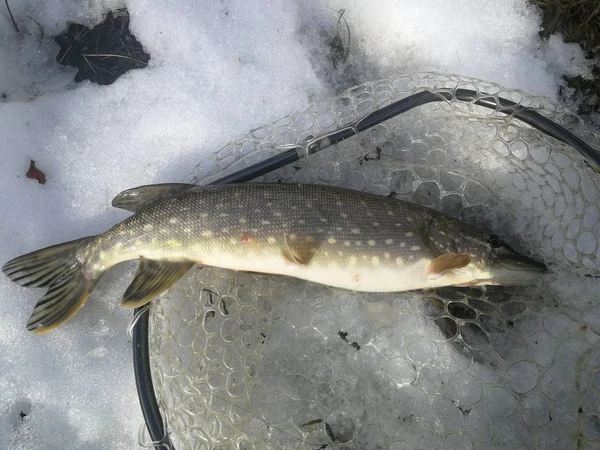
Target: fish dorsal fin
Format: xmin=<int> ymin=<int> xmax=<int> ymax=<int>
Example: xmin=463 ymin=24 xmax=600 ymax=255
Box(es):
xmin=281 ymin=233 xmax=319 ymax=266
xmin=112 ymin=183 xmax=197 ymax=212
xmin=426 ymin=253 xmax=471 ymax=281
xmin=120 ymin=259 xmax=194 ymax=308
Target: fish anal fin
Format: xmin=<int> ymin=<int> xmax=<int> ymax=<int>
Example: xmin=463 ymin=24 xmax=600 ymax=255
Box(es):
xmin=426 ymin=253 xmax=471 ymax=281
xmin=120 ymin=259 xmax=194 ymax=308
xmin=112 ymin=183 xmax=197 ymax=212
xmin=281 ymin=234 xmax=319 ymax=266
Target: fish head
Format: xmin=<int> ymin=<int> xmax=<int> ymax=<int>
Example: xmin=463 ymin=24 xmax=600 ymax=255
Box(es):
xmin=427 ymin=216 xmax=546 ymax=286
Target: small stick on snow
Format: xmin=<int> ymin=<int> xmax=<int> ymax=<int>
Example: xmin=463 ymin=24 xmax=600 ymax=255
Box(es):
xmin=4 ymin=0 xmax=19 ymax=32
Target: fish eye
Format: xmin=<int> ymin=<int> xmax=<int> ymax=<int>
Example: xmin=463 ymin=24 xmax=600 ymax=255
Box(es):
xmin=487 ymin=235 xmax=503 ymax=248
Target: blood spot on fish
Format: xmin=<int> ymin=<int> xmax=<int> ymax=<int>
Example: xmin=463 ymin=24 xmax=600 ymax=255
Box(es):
xmin=385 ymin=239 xmax=394 ymax=245
xmin=351 ymin=228 xmax=360 ymax=234
xmin=241 ymin=234 xmax=252 ymax=244
xmin=353 ymin=273 xmax=360 ymax=282
xmin=368 ymin=240 xmax=376 ymax=246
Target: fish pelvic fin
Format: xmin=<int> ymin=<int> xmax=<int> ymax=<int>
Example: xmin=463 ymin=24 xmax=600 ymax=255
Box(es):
xmin=2 ymin=237 xmax=93 ymax=288
xmin=1 ymin=237 xmax=101 ymax=334
xmin=281 ymin=233 xmax=320 ymax=266
xmin=120 ymin=259 xmax=194 ymax=308
xmin=112 ymin=183 xmax=197 ymax=212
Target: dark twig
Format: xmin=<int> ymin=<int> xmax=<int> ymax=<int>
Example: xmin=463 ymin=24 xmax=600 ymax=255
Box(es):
xmin=4 ymin=0 xmax=19 ymax=32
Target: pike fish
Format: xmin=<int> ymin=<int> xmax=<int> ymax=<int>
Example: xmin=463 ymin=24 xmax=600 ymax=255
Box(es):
xmin=3 ymin=182 xmax=546 ymax=334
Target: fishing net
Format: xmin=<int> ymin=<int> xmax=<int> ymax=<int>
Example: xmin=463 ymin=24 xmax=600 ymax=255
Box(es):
xmin=140 ymin=72 xmax=600 ymax=449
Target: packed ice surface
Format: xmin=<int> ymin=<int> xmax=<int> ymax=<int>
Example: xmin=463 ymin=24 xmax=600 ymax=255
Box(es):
xmin=0 ymin=1 xmax=596 ymax=450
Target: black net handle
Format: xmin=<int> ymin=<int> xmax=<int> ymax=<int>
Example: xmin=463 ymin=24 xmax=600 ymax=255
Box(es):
xmin=133 ymin=87 xmax=600 ymax=449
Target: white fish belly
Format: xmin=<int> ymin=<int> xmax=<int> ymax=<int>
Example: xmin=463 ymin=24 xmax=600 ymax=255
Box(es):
xmin=200 ymin=251 xmax=446 ymax=293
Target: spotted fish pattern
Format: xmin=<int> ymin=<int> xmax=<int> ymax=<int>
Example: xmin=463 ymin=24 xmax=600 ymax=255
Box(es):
xmin=3 ymin=182 xmax=545 ymax=334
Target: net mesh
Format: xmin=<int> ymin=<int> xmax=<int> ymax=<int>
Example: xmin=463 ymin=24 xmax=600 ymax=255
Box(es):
xmin=144 ymin=73 xmax=600 ymax=450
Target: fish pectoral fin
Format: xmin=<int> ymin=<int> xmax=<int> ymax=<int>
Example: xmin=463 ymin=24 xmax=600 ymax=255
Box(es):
xmin=426 ymin=253 xmax=471 ymax=281
xmin=111 ymin=183 xmax=197 ymax=212
xmin=120 ymin=259 xmax=194 ymax=308
xmin=281 ymin=233 xmax=319 ymax=266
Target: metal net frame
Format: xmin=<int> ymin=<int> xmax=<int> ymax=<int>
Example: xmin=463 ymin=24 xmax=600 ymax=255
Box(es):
xmin=132 ymin=72 xmax=600 ymax=450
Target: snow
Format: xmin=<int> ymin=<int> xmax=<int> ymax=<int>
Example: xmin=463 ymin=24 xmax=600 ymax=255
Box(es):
xmin=0 ymin=0 xmax=594 ymax=449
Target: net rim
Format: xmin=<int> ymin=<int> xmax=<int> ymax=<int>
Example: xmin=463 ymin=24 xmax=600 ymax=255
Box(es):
xmin=131 ymin=73 xmax=600 ymax=450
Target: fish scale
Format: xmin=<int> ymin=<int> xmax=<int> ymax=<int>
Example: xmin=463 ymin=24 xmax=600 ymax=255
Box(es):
xmin=96 ymin=184 xmax=434 ymax=272
xmin=2 ymin=182 xmax=546 ymax=334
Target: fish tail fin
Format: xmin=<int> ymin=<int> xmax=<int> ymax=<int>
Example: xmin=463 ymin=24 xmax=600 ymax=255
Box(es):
xmin=2 ymin=237 xmax=101 ymax=334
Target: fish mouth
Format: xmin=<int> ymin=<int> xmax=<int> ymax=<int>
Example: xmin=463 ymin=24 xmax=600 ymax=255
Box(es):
xmin=498 ymin=252 xmax=547 ymax=272
xmin=491 ymin=252 xmax=547 ymax=284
